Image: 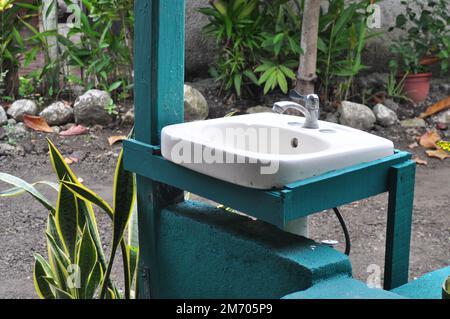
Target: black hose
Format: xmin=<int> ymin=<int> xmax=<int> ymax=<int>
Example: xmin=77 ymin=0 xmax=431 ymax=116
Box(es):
xmin=333 ymin=207 xmax=351 ymax=256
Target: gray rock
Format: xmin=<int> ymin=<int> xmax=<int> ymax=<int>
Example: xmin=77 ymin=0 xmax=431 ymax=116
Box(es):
xmin=439 ymin=83 xmax=450 ymax=94
xmin=184 ymin=84 xmax=209 ymax=122
xmin=338 ymin=101 xmax=376 ymax=131
xmin=0 ymin=127 xmax=5 ymax=140
xmin=400 ymin=118 xmax=427 ymax=128
xmin=0 ymin=106 xmax=7 ymax=126
xmin=373 ymin=103 xmax=398 ymax=127
xmin=8 ymin=123 xmax=29 ymax=141
xmin=51 ymin=126 xmax=61 ymax=134
xmin=40 ymin=102 xmax=74 ymax=126
xmin=325 ymin=112 xmax=339 ymax=124
xmin=357 ymin=72 xmax=388 ymax=88
xmin=246 ymin=106 xmax=272 ymax=114
xmin=7 ymin=119 xmax=16 ymax=125
xmin=431 ymin=109 xmax=450 ymax=125
xmin=6 ymin=100 xmax=38 ymax=121
xmin=383 ymin=98 xmax=399 ymax=112
xmin=0 ymin=143 xmax=16 ymax=156
xmin=189 ymin=78 xmax=220 ymax=94
xmin=74 ymin=90 xmax=114 ymax=126
xmin=122 ymin=109 xmax=135 ymax=125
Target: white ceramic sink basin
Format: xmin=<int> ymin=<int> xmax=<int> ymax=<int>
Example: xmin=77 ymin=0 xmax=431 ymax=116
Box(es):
xmin=161 ymin=113 xmax=394 ymax=190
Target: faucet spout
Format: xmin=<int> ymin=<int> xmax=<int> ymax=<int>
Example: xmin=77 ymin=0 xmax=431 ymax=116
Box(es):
xmin=272 ymin=91 xmax=320 ymax=129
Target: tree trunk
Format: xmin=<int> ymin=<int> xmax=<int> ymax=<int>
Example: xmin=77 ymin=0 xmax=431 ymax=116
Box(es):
xmin=42 ymin=0 xmax=60 ymax=94
xmin=295 ymin=0 xmax=321 ymax=95
xmin=4 ymin=60 xmax=19 ymax=98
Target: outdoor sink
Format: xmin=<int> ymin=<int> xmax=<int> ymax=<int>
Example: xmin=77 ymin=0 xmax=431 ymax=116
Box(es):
xmin=161 ymin=113 xmax=394 ymax=190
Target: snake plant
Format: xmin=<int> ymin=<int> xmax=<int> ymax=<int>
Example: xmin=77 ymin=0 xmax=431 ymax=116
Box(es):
xmin=0 ymin=139 xmax=138 ymax=299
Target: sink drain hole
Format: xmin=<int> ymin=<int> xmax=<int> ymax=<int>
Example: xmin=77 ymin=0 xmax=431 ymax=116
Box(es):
xmin=291 ymin=138 xmax=299 ymax=148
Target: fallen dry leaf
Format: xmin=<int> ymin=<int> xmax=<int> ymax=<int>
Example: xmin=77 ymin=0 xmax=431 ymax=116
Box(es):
xmin=419 ymin=131 xmax=441 ymax=149
xmin=419 ymin=96 xmax=450 ymax=118
xmin=65 ymin=157 xmax=80 ymax=165
xmin=426 ymin=149 xmax=450 ymax=160
xmin=60 ymin=125 xmax=89 ymax=136
xmin=413 ymin=157 xmax=428 ymax=166
xmin=408 ymin=142 xmax=419 ymax=149
xmin=23 ymin=115 xmax=53 ymax=133
xmin=108 ymin=135 xmax=127 ymax=146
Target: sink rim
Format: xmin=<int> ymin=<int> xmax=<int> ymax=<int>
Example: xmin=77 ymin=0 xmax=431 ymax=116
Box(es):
xmin=162 ymin=113 xmax=394 ymax=162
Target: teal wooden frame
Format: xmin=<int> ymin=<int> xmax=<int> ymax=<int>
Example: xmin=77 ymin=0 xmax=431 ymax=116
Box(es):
xmin=127 ymin=0 xmax=416 ymax=297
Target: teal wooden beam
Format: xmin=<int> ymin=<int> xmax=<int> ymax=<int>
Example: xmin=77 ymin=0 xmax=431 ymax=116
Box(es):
xmin=134 ymin=0 xmax=185 ymax=145
xmin=282 ymin=151 xmax=412 ymax=221
xmin=133 ymin=0 xmax=185 ymax=298
xmin=384 ymin=161 xmax=416 ymax=290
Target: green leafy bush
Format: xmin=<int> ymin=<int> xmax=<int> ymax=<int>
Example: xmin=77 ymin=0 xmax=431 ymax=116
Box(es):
xmin=389 ymin=0 xmax=450 ymax=74
xmin=22 ymin=0 xmax=134 ymax=100
xmin=0 ymin=140 xmax=138 ymax=299
xmin=317 ymin=0 xmax=378 ymax=101
xmin=0 ymin=0 xmax=32 ymax=98
xmin=199 ymin=0 xmax=302 ymax=97
xmin=200 ymin=0 xmax=378 ymax=100
xmin=60 ymin=0 xmax=134 ymax=99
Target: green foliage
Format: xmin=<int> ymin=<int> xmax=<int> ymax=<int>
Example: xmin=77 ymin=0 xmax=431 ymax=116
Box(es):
xmin=0 ymin=1 xmax=34 ymax=98
xmin=0 ymin=140 xmax=138 ymax=299
xmin=385 ymin=72 xmax=411 ymax=102
xmin=389 ymin=0 xmax=450 ymax=74
xmin=59 ymin=0 xmax=134 ymax=99
xmin=199 ymin=0 xmax=302 ymax=97
xmin=201 ymin=0 xmax=378 ymax=100
xmin=19 ymin=0 xmax=134 ymax=100
xmin=317 ymin=0 xmax=378 ymax=101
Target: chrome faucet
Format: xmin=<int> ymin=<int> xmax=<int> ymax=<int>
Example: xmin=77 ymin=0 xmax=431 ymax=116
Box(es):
xmin=272 ymin=90 xmax=320 ymax=129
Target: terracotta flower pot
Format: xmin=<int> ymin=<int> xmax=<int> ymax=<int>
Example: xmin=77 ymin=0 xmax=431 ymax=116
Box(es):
xmin=400 ymin=72 xmax=433 ymax=104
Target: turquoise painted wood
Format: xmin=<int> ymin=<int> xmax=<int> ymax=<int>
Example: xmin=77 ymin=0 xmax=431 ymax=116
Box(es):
xmin=124 ymin=138 xmax=416 ymax=290
xmin=152 ymin=201 xmax=352 ymax=298
xmin=384 ymin=161 xmax=416 ymax=290
xmin=133 ymin=0 xmax=185 ymax=298
xmin=129 ymin=0 xmax=416 ymax=296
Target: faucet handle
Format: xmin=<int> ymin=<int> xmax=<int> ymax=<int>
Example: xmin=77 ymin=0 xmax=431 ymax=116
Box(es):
xmin=289 ymin=90 xmax=320 ymax=111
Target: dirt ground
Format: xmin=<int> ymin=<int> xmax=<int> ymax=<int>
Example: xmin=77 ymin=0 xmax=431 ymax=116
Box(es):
xmin=0 ymin=124 xmax=449 ymax=299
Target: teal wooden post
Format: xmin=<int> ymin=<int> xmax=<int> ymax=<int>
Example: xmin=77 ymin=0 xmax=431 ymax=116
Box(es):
xmin=384 ymin=161 xmax=416 ymax=290
xmin=134 ymin=0 xmax=185 ymax=298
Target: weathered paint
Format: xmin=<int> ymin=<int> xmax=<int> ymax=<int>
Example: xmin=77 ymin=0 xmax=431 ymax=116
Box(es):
xmin=392 ymin=266 xmax=450 ymax=299
xmin=153 ymin=201 xmax=351 ymax=299
xmin=384 ymin=161 xmax=416 ymax=290
xmin=133 ymin=0 xmax=185 ymax=298
xmin=283 ymin=276 xmax=405 ymax=299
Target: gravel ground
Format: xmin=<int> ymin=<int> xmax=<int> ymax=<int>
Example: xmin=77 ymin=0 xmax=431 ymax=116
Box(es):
xmin=0 ymin=122 xmax=448 ymax=299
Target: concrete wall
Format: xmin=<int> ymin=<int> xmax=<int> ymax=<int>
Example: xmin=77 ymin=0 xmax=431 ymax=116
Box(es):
xmin=185 ymin=0 xmax=411 ymax=75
